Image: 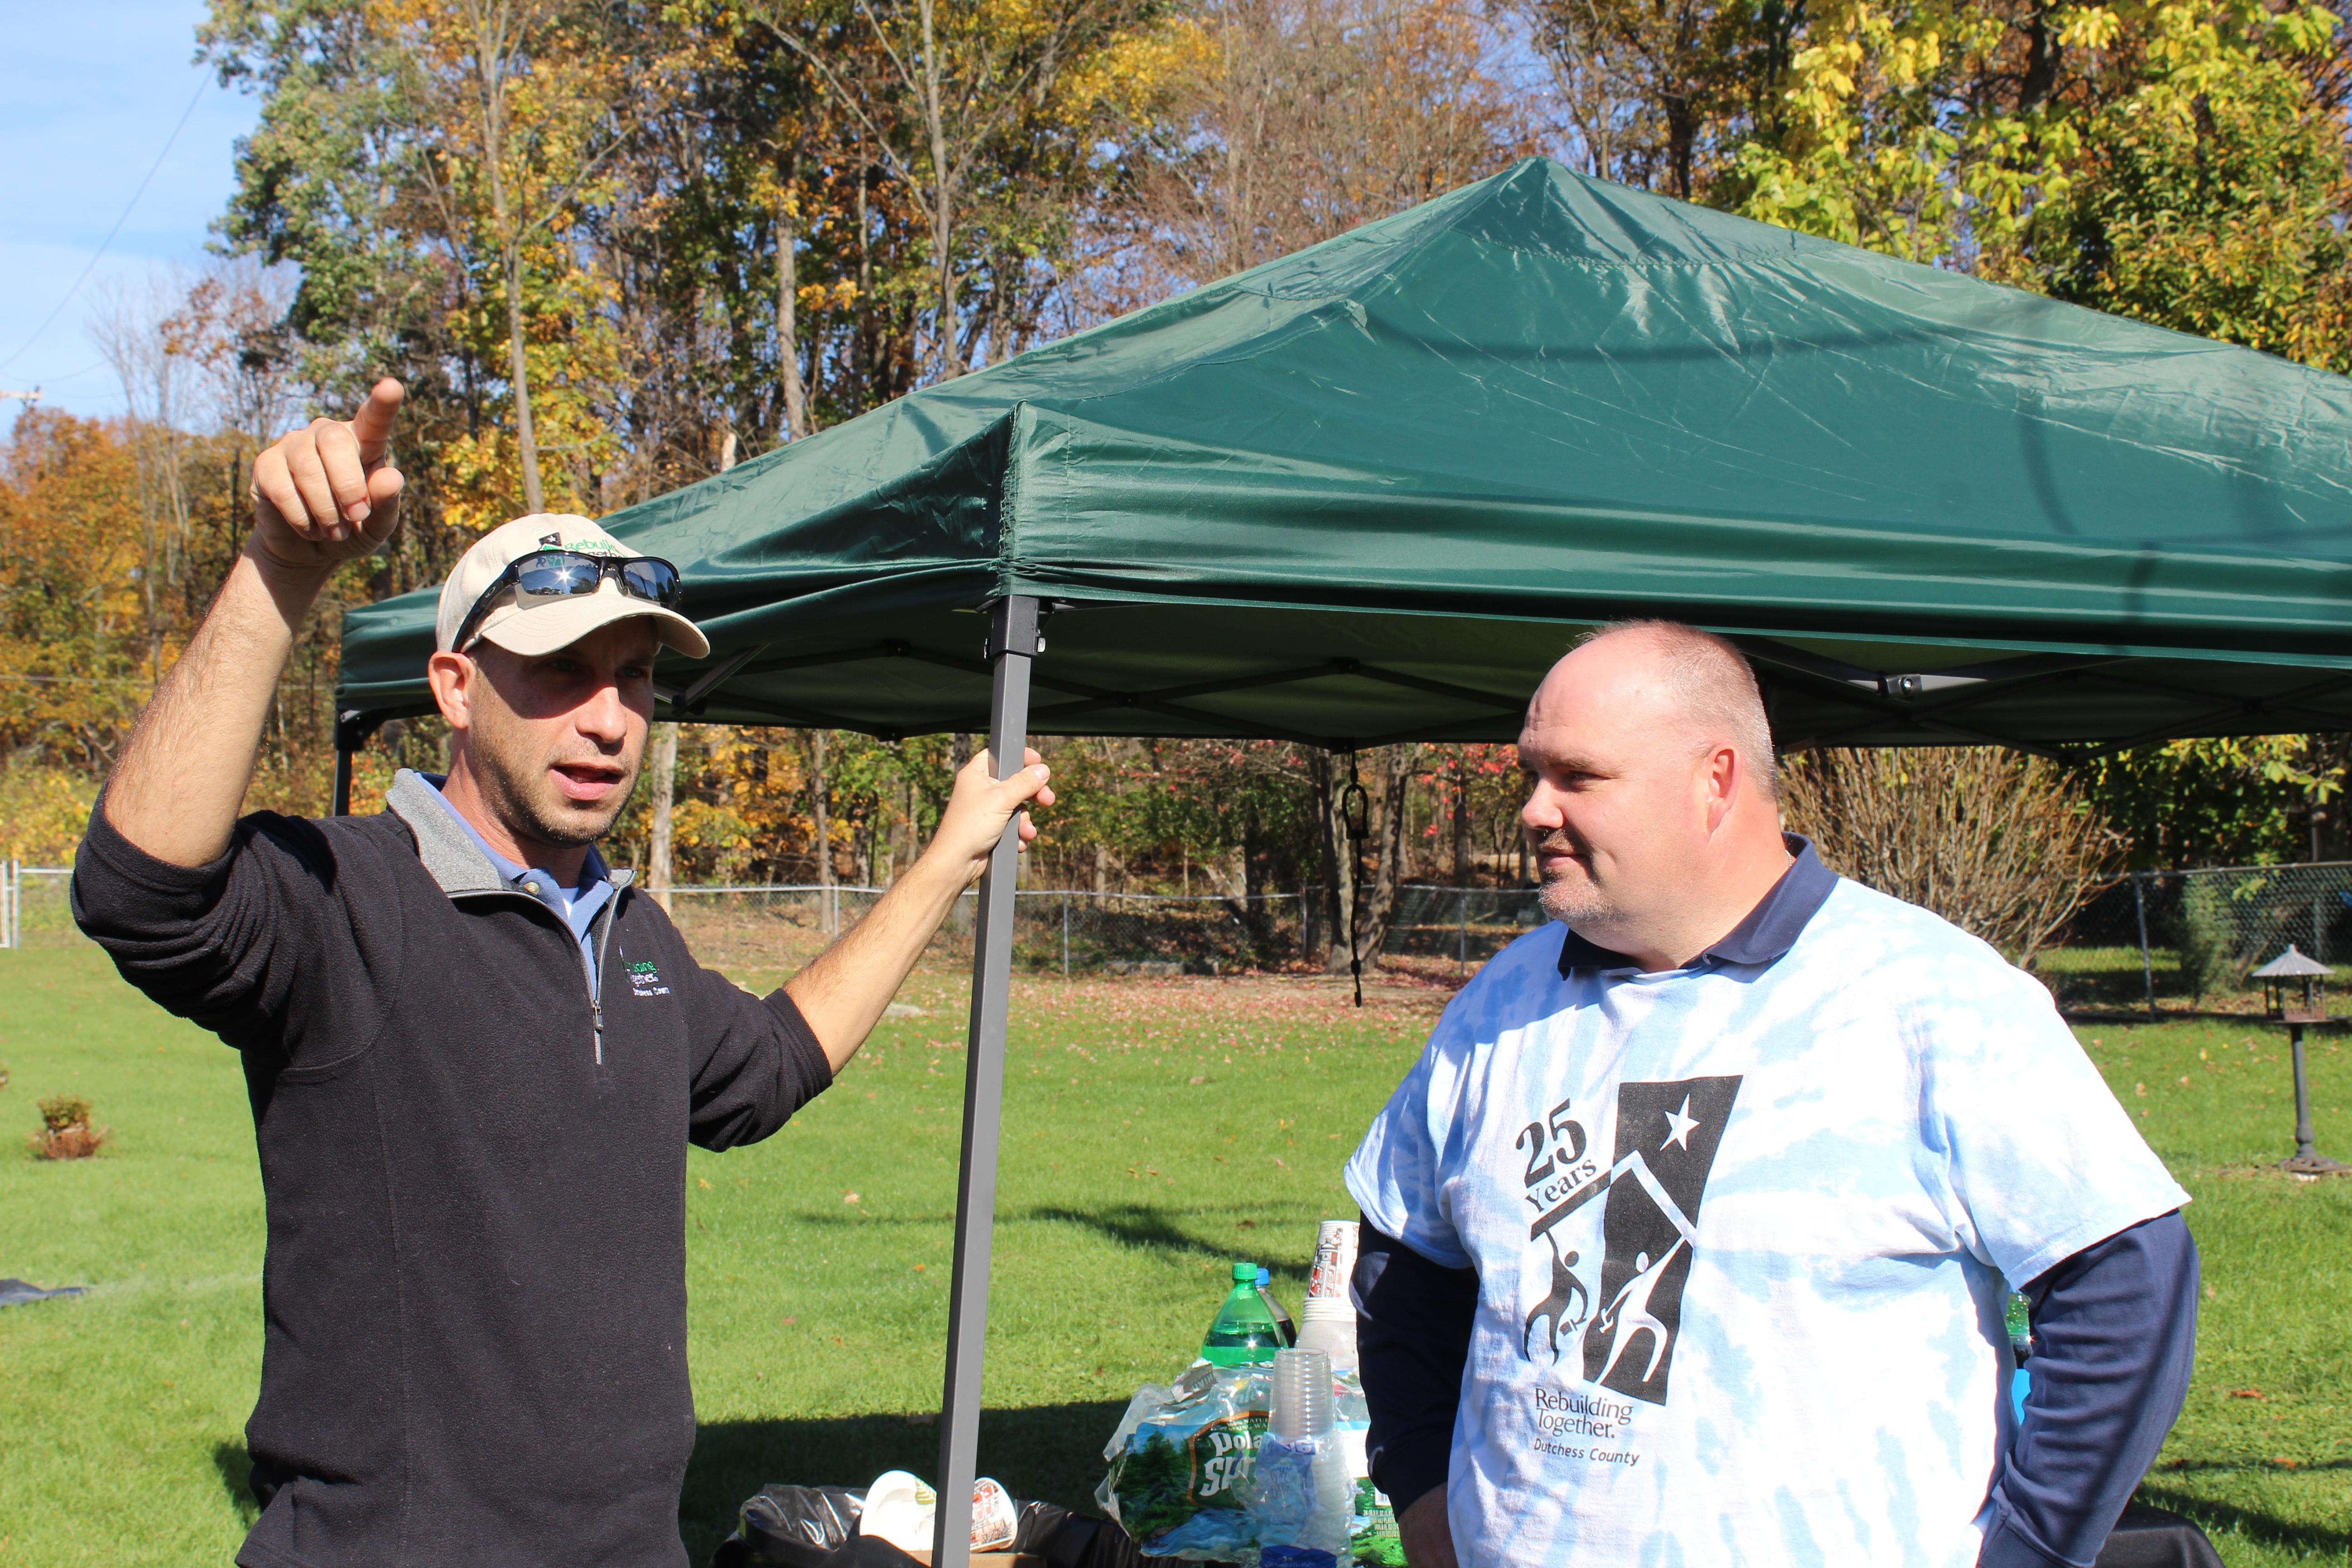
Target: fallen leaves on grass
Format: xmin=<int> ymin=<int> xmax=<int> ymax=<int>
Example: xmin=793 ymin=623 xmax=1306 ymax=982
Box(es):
xmin=27 ymin=1095 xmax=108 ymax=1160
xmin=2231 ymin=1388 xmax=2269 ymax=1400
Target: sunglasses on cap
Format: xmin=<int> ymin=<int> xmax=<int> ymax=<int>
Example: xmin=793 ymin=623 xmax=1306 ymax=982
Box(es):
xmin=453 ymin=548 xmax=685 ymax=653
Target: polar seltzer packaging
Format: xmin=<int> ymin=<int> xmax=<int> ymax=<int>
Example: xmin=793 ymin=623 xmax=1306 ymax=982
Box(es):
xmin=1098 ymin=1364 xmax=1273 ymax=1560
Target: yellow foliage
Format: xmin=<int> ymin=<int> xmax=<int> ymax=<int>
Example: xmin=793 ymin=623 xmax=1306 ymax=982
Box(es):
xmin=0 ymin=767 xmax=98 ymax=863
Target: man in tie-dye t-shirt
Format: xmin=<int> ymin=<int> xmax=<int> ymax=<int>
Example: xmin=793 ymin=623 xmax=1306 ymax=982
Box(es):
xmin=1345 ymin=622 xmax=2195 ymax=1568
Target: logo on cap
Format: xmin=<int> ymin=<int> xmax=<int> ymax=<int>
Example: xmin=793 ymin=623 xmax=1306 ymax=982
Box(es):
xmin=539 ymin=531 xmax=563 ymax=546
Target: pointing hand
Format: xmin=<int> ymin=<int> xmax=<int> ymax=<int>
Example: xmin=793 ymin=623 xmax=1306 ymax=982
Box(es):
xmin=250 ymin=378 xmax=406 ymax=570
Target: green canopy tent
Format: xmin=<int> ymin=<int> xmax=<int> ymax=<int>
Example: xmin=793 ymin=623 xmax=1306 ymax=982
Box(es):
xmin=332 ymin=157 xmax=2352 ymax=1565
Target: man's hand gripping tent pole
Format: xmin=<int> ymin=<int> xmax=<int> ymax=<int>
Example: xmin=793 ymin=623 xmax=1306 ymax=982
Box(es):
xmin=933 ymin=595 xmax=1039 ymax=1568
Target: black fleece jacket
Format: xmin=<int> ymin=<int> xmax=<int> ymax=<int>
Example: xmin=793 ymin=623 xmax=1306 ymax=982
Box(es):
xmin=72 ymin=771 xmax=833 ymax=1568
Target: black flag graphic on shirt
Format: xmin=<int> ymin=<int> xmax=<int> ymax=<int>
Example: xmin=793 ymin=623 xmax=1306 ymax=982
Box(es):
xmin=1578 ymin=1074 xmax=1742 ymax=1406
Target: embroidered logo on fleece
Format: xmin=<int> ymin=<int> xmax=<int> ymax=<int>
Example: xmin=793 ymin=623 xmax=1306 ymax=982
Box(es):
xmin=627 ymin=959 xmax=670 ymax=997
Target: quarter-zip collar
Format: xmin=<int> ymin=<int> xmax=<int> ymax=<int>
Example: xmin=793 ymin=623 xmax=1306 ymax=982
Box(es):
xmin=412 ymin=773 xmax=617 ymax=956
xmin=387 ymin=768 xmax=636 ymax=903
xmin=387 ymin=769 xmax=634 ymax=1066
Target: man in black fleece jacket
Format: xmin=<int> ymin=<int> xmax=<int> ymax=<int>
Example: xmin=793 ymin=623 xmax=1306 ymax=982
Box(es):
xmin=72 ymin=380 xmax=1054 ymax=1568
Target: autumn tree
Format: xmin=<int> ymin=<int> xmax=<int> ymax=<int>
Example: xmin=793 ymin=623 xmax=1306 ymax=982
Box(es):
xmin=1091 ymin=0 xmax=1534 ymax=304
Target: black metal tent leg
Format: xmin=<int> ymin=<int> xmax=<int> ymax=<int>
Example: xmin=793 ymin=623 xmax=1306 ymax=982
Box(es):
xmin=932 ymin=596 xmax=1038 ymax=1568
xmin=333 ymin=708 xmax=382 ymax=818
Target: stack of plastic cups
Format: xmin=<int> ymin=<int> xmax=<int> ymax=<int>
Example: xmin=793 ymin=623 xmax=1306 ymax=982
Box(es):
xmin=1294 ymin=1220 xmax=1359 ymax=1369
xmin=1258 ymin=1347 xmax=1353 ymax=1565
xmin=1272 ymin=1347 xmax=1336 ymax=1445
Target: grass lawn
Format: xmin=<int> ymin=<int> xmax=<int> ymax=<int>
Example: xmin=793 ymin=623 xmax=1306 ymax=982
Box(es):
xmin=0 ymin=945 xmax=2347 ymax=1565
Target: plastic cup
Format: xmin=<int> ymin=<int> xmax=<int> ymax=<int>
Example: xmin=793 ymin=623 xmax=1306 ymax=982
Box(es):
xmin=1272 ymin=1348 xmax=1334 ymax=1441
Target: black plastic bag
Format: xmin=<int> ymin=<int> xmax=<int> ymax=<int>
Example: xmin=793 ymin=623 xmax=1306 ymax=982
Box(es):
xmin=711 ymin=1483 xmax=1186 ymax=1568
xmin=711 ymin=1485 xmax=866 ymax=1568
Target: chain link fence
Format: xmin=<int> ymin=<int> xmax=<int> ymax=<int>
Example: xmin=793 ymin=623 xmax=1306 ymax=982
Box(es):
xmin=17 ymin=850 xmax=2346 ymax=1012
xmin=0 ymin=866 xmax=1338 ymax=973
xmin=667 ymin=882 xmax=1564 ymax=979
xmin=0 ymin=865 xmax=73 ymax=950
xmin=1380 ymin=884 xmax=1549 ymax=975
xmin=664 ymin=886 xmax=1313 ymax=976
xmin=2048 ymin=862 xmax=2352 ymax=1014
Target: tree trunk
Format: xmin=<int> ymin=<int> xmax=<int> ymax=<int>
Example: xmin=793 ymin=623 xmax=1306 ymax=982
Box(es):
xmin=1452 ymin=754 xmax=1472 ymax=885
xmin=1313 ymin=750 xmax=1356 ymax=975
xmin=475 ymin=0 xmax=542 ymax=515
xmin=810 ymin=730 xmax=834 ymax=931
xmin=501 ymin=250 xmax=544 ymax=513
xmin=777 ymin=211 xmax=809 ymax=441
xmin=1355 ymin=746 xmax=1415 ymax=961
xmin=647 ymin=722 xmax=678 ymax=913
xmin=855 ymin=137 xmax=875 ymax=407
xmin=919 ymin=0 xmax=961 ymax=381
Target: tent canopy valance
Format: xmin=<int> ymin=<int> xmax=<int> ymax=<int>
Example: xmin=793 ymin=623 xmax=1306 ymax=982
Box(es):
xmin=339 ymin=157 xmax=2352 ymax=759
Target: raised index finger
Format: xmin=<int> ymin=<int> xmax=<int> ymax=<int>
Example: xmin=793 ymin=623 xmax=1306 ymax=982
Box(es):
xmin=349 ymin=377 xmax=405 ymax=464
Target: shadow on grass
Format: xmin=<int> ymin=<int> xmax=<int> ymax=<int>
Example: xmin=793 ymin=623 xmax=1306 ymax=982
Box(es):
xmin=2139 ymin=1480 xmax=2352 ymax=1557
xmin=681 ymin=1401 xmax=1125 ymax=1563
xmin=211 ymin=1440 xmax=260 ymax=1530
xmin=1027 ymin=1203 xmax=1319 ymax=1285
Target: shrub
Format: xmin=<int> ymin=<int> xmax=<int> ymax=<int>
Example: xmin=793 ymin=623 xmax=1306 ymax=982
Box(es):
xmin=1779 ymin=747 xmax=2121 ymax=968
xmin=28 ymin=1094 xmax=109 ymax=1160
xmin=2176 ymin=877 xmax=2246 ymax=1000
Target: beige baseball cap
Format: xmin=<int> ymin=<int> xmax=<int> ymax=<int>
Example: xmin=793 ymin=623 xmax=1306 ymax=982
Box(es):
xmin=436 ymin=514 xmax=710 ymax=660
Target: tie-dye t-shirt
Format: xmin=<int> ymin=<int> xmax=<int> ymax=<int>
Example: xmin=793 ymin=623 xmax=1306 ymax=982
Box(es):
xmin=1344 ymin=876 xmax=2186 ymax=1568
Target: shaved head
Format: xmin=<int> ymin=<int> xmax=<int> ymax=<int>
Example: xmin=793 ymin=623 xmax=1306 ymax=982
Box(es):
xmin=1516 ymin=619 xmax=1793 ymax=970
xmin=1575 ymin=621 xmax=1778 ymax=799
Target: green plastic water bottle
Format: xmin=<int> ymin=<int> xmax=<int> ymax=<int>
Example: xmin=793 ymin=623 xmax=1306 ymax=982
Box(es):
xmin=1202 ymin=1261 xmax=1285 ymax=1366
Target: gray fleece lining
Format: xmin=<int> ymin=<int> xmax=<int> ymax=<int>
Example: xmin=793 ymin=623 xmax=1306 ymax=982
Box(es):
xmin=384 ymin=768 xmax=636 ymax=900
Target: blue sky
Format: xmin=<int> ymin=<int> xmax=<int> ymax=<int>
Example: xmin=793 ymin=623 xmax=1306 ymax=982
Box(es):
xmin=1 ymin=0 xmax=262 ymax=421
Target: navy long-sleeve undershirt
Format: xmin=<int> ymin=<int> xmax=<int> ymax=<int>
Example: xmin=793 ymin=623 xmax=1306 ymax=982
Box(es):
xmin=1982 ymin=1211 xmax=2200 ymax=1568
xmin=1350 ymin=1210 xmax=2198 ymax=1565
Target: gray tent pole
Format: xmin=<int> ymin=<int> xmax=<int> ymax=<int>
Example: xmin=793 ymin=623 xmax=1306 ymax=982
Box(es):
xmin=933 ymin=595 xmax=1039 ymax=1568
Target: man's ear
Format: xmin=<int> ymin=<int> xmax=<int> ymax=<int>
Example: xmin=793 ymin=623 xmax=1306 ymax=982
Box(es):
xmin=427 ymin=650 xmax=476 ymax=732
xmin=1704 ymin=742 xmax=1742 ymax=832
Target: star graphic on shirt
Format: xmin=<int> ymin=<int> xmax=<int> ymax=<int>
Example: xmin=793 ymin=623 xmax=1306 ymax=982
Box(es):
xmin=1662 ymin=1095 xmax=1700 ymax=1151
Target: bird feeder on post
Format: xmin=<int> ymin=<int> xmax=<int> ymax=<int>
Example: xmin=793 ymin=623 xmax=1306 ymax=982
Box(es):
xmin=2251 ymin=945 xmax=2349 ymax=1176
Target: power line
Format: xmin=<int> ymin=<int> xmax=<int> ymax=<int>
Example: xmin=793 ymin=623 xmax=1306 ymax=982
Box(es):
xmin=0 ymin=80 xmax=211 ymax=373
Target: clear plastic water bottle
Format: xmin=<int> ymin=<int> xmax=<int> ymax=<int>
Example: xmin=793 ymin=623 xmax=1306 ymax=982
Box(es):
xmin=1258 ymin=1266 xmax=1298 ymax=1348
xmin=1202 ymin=1261 xmax=1286 ymax=1366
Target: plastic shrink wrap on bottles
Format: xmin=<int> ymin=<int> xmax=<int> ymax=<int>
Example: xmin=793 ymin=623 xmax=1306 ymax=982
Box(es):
xmin=1098 ymin=1363 xmax=1272 ymax=1561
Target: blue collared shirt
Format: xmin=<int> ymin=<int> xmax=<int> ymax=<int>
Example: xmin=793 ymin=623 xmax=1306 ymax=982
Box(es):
xmin=1555 ymin=832 xmax=1838 ymax=974
xmin=425 ymin=779 xmax=616 ymax=988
